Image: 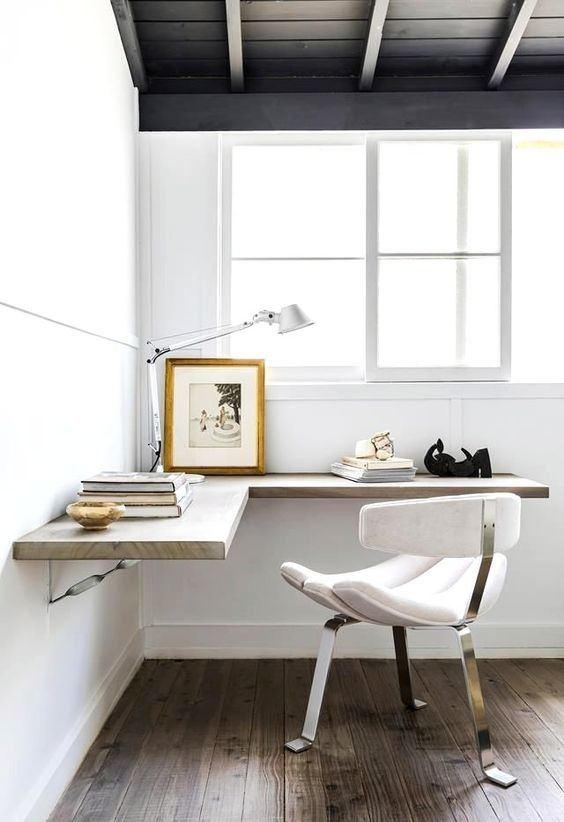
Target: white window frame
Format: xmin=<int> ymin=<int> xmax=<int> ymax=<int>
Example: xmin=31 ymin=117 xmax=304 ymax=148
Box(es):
xmin=220 ymin=131 xmax=366 ymax=381
xmin=220 ymin=130 xmax=512 ymax=383
xmin=365 ymin=131 xmax=512 ymax=382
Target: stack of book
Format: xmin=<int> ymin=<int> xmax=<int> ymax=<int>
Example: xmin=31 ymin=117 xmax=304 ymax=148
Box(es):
xmin=79 ymin=472 xmax=192 ymax=517
xmin=331 ymin=456 xmax=416 ymax=483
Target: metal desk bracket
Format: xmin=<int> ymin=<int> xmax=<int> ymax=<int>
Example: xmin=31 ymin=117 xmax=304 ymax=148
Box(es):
xmin=48 ymin=559 xmax=141 ymax=605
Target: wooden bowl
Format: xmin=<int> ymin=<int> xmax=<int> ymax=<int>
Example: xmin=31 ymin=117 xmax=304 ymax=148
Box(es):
xmin=66 ymin=501 xmax=126 ymax=530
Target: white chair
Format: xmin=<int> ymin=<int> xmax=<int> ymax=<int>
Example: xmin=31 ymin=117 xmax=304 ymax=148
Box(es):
xmin=280 ymin=493 xmax=521 ymax=787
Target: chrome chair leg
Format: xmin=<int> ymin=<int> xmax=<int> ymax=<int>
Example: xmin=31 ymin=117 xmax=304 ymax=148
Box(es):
xmin=285 ymin=614 xmax=356 ymax=752
xmin=392 ymin=626 xmax=427 ymax=710
xmin=454 ymin=625 xmax=517 ymax=787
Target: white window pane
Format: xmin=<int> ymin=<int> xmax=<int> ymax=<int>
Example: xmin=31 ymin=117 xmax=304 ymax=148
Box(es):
xmin=378 ymin=143 xmax=458 ymax=253
xmin=229 ymin=260 xmax=364 ymax=366
xmin=463 ymin=258 xmax=501 ymax=367
xmin=231 ymin=145 xmax=365 ymax=258
xmin=377 ymin=258 xmax=500 ymax=368
xmin=465 ymin=142 xmax=500 ymax=253
xmin=512 ymin=135 xmax=564 ymax=379
xmin=378 ymin=142 xmax=500 ymax=253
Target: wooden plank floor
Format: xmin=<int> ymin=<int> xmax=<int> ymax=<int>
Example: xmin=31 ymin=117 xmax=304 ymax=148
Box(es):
xmin=51 ymin=659 xmax=564 ymax=822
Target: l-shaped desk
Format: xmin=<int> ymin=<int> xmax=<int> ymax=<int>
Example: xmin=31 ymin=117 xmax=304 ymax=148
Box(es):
xmin=13 ymin=473 xmax=549 ymax=561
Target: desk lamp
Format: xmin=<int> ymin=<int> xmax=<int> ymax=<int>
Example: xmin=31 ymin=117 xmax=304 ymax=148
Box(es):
xmin=146 ymin=304 xmax=313 ymax=471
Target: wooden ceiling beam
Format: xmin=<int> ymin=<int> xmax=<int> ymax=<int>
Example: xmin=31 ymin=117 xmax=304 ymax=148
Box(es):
xmin=111 ymin=0 xmax=148 ymax=92
xmin=359 ymin=0 xmax=390 ymax=91
xmin=488 ymin=0 xmax=539 ymax=89
xmin=140 ymin=90 xmax=564 ymax=132
xmin=225 ymin=0 xmax=244 ymax=92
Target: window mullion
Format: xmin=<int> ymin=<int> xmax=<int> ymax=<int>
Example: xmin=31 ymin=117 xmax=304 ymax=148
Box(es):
xmin=231 ymin=256 xmax=364 ymax=262
xmin=365 ymin=136 xmax=379 ymax=380
xmin=456 ymin=145 xmax=469 ymax=366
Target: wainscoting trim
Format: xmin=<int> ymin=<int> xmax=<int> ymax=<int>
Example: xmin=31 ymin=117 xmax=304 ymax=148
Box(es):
xmin=144 ymin=623 xmax=564 ymax=660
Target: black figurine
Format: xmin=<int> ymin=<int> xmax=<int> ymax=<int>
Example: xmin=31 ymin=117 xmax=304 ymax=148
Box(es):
xmin=424 ymin=438 xmax=492 ymax=478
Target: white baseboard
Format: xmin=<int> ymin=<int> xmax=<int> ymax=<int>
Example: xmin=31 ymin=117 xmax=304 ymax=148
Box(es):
xmin=144 ymin=623 xmax=564 ymax=659
xmin=18 ymin=629 xmax=144 ymax=822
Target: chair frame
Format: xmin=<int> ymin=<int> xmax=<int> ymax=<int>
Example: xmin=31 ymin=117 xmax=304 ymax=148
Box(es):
xmin=285 ymin=497 xmax=517 ymax=788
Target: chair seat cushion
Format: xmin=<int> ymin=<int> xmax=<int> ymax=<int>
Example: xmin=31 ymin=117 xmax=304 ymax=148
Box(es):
xmin=280 ymin=553 xmax=507 ymax=627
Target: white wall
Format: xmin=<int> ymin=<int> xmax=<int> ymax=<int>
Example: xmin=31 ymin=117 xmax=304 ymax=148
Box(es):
xmin=140 ymin=133 xmax=564 ymax=659
xmin=0 ymin=2 xmax=141 ymax=819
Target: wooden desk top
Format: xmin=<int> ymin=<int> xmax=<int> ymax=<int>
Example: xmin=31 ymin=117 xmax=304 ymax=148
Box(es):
xmin=12 ymin=473 xmax=548 ymax=561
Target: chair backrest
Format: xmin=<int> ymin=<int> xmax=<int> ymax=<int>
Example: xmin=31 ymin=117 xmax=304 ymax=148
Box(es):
xmin=359 ymin=493 xmax=521 ymax=558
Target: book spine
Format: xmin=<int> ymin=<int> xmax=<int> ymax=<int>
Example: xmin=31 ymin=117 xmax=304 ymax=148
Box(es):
xmin=78 ymin=484 xmax=189 ymax=505
xmin=122 ymin=494 xmax=192 ymax=517
xmin=341 ymin=457 xmax=413 ymax=471
xmin=82 ymin=483 xmax=177 ymax=493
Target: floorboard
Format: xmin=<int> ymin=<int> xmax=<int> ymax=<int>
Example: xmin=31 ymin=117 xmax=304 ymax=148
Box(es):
xmin=415 ymin=659 xmax=539 ymax=821
xmin=317 ymin=662 xmax=371 ymax=822
xmin=52 ymin=658 xmax=564 ymax=822
xmin=154 ymin=660 xmax=233 ymax=820
xmin=115 ymin=660 xmax=206 ymax=821
xmin=361 ymin=660 xmax=457 ymax=821
xmin=494 ymin=660 xmax=564 ymax=746
xmin=335 ymin=659 xmax=415 ymax=821
xmin=52 ymin=661 xmax=158 ymax=821
xmin=71 ymin=661 xmax=183 ymax=822
xmin=284 ymin=659 xmax=329 ymax=822
xmin=479 ymin=660 xmax=564 ymax=819
xmin=199 ymin=660 xmax=258 ymax=821
xmin=242 ymin=659 xmax=285 ymax=822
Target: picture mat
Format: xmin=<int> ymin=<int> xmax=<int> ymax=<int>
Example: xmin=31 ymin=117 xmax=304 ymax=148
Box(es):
xmin=170 ymin=365 xmax=258 ymax=467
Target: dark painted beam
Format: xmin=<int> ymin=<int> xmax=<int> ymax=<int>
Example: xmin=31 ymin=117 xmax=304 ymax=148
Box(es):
xmin=359 ymin=0 xmax=391 ymax=91
xmin=140 ymin=90 xmax=564 ymax=131
xmin=111 ymin=0 xmax=148 ymax=91
xmin=147 ymin=74 xmax=564 ymax=95
xmin=488 ymin=0 xmax=539 ymax=89
xmin=225 ymin=0 xmax=244 ymax=91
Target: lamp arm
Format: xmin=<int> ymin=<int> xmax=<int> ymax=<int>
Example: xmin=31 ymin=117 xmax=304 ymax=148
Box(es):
xmin=146 ymin=316 xmax=263 ymax=467
xmin=165 ymin=320 xmax=253 ymax=354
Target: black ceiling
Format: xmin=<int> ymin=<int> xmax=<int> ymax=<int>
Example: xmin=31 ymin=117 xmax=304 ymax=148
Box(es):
xmin=123 ymin=0 xmax=564 ymax=93
xmin=107 ymin=0 xmax=564 ymax=130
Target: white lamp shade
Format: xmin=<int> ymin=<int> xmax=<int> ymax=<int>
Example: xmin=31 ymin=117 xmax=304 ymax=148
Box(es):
xmin=277 ymin=303 xmax=314 ymax=334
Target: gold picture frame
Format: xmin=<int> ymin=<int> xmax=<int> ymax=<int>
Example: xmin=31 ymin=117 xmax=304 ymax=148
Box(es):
xmin=164 ymin=358 xmax=265 ymax=475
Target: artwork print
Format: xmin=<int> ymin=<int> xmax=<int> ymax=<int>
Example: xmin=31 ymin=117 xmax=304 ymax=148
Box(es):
xmin=164 ymin=358 xmax=264 ymax=474
xmin=189 ymin=383 xmax=242 ymax=448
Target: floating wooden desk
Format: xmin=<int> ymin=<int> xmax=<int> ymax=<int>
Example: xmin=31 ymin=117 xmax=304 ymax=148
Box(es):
xmin=13 ymin=473 xmax=549 ymax=561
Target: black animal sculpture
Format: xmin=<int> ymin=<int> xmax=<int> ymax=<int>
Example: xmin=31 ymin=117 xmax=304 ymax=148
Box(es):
xmin=424 ymin=438 xmax=492 ymax=478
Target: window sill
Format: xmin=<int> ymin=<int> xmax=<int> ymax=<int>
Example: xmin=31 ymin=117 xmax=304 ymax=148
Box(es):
xmin=265 ymin=381 xmax=564 ymax=402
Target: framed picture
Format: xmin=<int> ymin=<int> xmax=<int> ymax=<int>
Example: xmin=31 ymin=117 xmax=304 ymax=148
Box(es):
xmin=164 ymin=358 xmax=265 ymax=475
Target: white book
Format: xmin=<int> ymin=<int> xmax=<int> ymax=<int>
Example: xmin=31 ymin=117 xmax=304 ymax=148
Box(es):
xmin=341 ymin=456 xmax=414 ymax=470
xmin=82 ymin=472 xmax=187 ymax=493
xmin=122 ymin=488 xmax=193 ymax=517
xmin=79 ymin=483 xmax=189 ymax=506
xmin=331 ymin=463 xmax=416 ymax=483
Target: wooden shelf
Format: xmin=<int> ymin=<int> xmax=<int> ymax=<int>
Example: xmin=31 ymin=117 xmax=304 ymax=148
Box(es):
xmin=12 ymin=473 xmax=548 ymax=561
xmin=229 ymin=473 xmax=549 ymax=499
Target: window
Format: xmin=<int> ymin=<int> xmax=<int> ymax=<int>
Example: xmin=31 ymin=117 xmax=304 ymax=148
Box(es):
xmin=221 ymin=135 xmax=366 ymax=380
xmin=367 ymin=137 xmax=510 ymax=380
xmin=222 ymin=133 xmax=510 ymax=382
